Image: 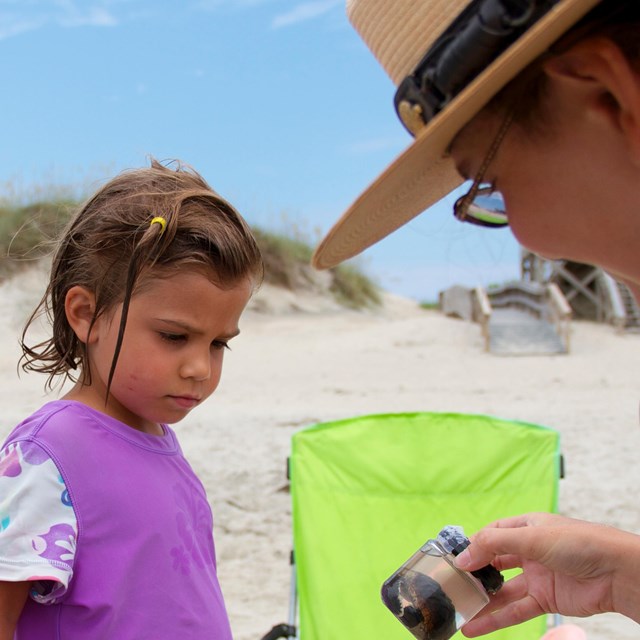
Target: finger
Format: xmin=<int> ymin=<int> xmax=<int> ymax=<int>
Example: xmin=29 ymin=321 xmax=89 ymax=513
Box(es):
xmin=492 ymin=553 xmax=523 ymax=572
xmin=481 ymin=514 xmax=533 ymax=530
xmin=456 ymin=525 xmax=551 ymax=571
xmin=468 ymin=512 xmax=566 ymax=539
xmin=456 ymin=522 xmax=529 ymax=570
xmin=481 ymin=573 xmax=528 ymax=611
xmin=462 ymin=594 xmax=545 ymax=637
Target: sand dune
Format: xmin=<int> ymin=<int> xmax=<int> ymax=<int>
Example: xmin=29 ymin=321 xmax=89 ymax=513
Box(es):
xmin=1 ymin=267 xmax=639 ymax=639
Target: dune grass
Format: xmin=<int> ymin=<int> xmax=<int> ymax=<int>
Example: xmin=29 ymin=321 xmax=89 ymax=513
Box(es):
xmin=0 ymin=200 xmax=75 ymax=276
xmin=0 ymin=200 xmax=381 ymax=310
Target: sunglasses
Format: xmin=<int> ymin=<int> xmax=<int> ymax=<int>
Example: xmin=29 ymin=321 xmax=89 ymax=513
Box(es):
xmin=452 ymin=110 xmax=514 ymax=228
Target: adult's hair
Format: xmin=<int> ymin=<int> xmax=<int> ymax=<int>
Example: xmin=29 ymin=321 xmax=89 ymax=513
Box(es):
xmin=21 ymin=158 xmax=264 ymax=391
xmin=488 ymin=0 xmax=640 ymax=130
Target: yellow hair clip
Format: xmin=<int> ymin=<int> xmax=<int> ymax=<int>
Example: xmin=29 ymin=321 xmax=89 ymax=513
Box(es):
xmin=150 ymin=216 xmax=167 ymax=234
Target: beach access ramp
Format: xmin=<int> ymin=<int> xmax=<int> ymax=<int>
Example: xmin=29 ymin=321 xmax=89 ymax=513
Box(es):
xmin=440 ymin=282 xmax=572 ymax=355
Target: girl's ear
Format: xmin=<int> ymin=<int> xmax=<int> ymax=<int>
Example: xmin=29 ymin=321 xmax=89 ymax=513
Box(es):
xmin=65 ymin=286 xmax=97 ymax=344
xmin=543 ymin=37 xmax=640 ymax=164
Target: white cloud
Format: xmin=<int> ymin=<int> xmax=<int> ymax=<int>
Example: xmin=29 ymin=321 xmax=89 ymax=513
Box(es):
xmin=190 ymin=0 xmax=341 ymax=27
xmin=58 ymin=5 xmax=118 ymax=28
xmin=271 ymin=0 xmax=340 ymax=29
xmin=193 ymin=0 xmax=275 ymax=9
xmin=0 ymin=1 xmax=118 ymax=41
xmin=0 ymin=18 xmax=45 ymax=41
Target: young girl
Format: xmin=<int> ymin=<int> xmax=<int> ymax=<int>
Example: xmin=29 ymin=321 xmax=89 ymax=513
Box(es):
xmin=0 ymin=159 xmax=263 ymax=638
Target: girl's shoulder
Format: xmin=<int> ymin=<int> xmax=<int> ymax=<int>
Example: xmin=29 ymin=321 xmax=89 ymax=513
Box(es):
xmin=4 ymin=400 xmax=91 ymax=445
xmin=4 ymin=400 xmax=181 ymax=460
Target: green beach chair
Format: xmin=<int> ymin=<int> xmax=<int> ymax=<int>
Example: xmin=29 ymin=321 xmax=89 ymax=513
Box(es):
xmin=262 ymin=412 xmax=562 ymax=640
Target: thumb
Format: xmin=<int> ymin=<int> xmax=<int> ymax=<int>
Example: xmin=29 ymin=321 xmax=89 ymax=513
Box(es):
xmin=453 ymin=547 xmax=489 ymax=571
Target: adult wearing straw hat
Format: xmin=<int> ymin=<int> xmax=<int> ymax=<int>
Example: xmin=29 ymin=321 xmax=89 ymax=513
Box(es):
xmin=313 ymin=0 xmax=640 ymax=635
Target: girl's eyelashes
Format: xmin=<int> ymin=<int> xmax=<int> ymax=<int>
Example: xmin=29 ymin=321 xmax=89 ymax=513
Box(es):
xmin=159 ymin=332 xmax=187 ymax=343
xmin=158 ymin=332 xmax=232 ymax=350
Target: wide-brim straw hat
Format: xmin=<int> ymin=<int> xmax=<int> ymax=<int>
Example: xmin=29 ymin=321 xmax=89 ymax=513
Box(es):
xmin=312 ymin=0 xmax=602 ymax=269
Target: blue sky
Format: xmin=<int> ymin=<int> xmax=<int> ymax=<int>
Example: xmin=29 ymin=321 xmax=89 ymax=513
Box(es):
xmin=0 ymin=0 xmax=522 ymax=301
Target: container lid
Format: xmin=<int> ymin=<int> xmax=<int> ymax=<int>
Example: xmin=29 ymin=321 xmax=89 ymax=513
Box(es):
xmin=437 ymin=525 xmax=504 ymax=595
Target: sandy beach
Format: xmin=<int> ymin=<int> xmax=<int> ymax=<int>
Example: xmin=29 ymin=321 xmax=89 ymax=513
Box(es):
xmin=1 ymin=265 xmax=639 ymax=639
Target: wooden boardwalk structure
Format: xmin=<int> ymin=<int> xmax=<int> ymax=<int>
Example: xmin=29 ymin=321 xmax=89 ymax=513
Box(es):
xmin=474 ymin=281 xmax=571 ymax=355
xmin=524 ymin=252 xmax=640 ymax=331
xmin=439 ymin=253 xmax=640 ymax=356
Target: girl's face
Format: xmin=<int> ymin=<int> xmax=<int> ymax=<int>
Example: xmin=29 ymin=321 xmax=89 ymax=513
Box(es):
xmin=72 ymin=269 xmax=253 ymax=434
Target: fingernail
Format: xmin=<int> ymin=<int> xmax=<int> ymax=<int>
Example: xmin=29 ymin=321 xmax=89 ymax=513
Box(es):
xmin=454 ymin=549 xmax=471 ymax=569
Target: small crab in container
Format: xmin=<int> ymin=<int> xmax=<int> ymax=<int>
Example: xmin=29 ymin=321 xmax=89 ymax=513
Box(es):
xmin=381 ymin=569 xmax=457 ymax=640
xmin=381 ymin=526 xmax=504 ymax=640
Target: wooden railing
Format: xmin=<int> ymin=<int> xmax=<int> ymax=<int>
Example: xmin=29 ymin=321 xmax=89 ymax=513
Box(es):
xmin=545 ymin=282 xmax=572 ymax=353
xmin=599 ymin=272 xmax=628 ymax=331
xmin=472 ymin=287 xmax=492 ymax=352
xmin=471 ymin=282 xmax=572 ymax=353
xmin=488 ymin=281 xmax=547 ymax=315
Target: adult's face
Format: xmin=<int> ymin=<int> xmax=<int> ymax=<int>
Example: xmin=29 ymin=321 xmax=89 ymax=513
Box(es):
xmin=449 ymin=37 xmax=640 ymax=287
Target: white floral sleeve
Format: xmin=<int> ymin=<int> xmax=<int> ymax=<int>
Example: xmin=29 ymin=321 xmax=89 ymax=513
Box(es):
xmin=0 ymin=440 xmax=78 ymax=604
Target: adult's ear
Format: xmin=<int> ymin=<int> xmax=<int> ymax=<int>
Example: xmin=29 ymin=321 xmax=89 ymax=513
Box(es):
xmin=543 ymin=37 xmax=640 ymax=164
xmin=65 ymin=286 xmax=97 ymax=344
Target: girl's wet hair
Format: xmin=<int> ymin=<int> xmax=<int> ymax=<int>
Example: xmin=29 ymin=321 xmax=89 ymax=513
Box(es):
xmin=21 ymin=158 xmax=263 ymax=391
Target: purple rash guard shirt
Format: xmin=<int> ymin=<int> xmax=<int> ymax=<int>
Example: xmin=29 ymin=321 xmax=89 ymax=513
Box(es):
xmin=2 ymin=400 xmax=233 ymax=639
